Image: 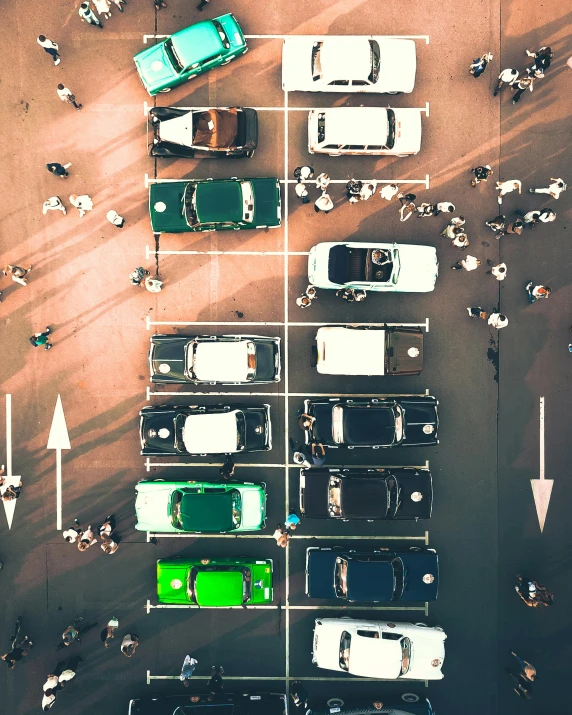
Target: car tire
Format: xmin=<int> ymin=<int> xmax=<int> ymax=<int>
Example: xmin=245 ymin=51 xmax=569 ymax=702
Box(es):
xmin=402 ymin=694 xmax=419 ymax=703
xmin=326 ymin=699 xmax=344 ymax=708
xmin=159 ymin=88 xmax=171 ymax=93
xmin=414 ymin=622 xmax=428 ymax=627
xmin=154 ymin=479 xmax=166 ymax=482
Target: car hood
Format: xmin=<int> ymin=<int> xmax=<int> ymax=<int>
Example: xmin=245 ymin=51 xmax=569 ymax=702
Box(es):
xmin=392 ymin=109 xmax=422 ymax=154
xmin=135 ymin=43 xmax=177 ymax=95
xmin=409 ymin=634 xmax=445 ymax=680
xmin=252 ymin=178 xmax=281 ymax=227
xmin=394 ymin=245 xmax=438 ymax=292
xmin=239 ymin=487 xmax=265 ymax=529
xmin=135 ymin=484 xmax=174 ymax=531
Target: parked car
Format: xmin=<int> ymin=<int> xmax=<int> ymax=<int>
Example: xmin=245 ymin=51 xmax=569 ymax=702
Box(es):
xmin=313 ymin=325 xmax=423 ymax=376
xmin=149 ymin=177 xmax=281 ymax=233
xmin=157 ymin=557 xmax=273 ymax=605
xmin=308 ymin=242 xmax=438 ymax=293
xmin=134 ymin=15 xmax=247 ymax=96
xmin=309 ymin=695 xmax=434 ymax=715
xmin=305 ymin=547 xmax=439 ymax=602
xmin=134 ymin=479 xmax=266 ymax=533
xmin=308 ymin=107 xmax=422 ymax=156
xmin=299 ymin=467 xmax=433 ymax=520
xmin=281 ymin=36 xmax=416 ymax=93
xmin=129 ymin=691 xmax=287 ymax=715
xmin=149 ymin=334 xmax=281 ymax=384
xmin=148 ymin=106 xmax=258 ymax=158
xmin=139 ymin=404 xmax=272 ymax=456
xmin=312 ymin=618 xmax=446 ymax=680
xmin=302 ymin=396 xmax=439 ymax=448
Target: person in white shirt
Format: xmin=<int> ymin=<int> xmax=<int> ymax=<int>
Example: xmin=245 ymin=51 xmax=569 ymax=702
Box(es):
xmin=294 ymin=182 xmax=310 ymax=204
xmin=359 ymin=182 xmax=377 ymax=201
xmin=451 ymin=255 xmax=481 ymax=271
xmin=494 ymin=68 xmax=519 ymax=96
xmin=69 ymin=194 xmax=93 ymax=217
xmin=434 ymin=201 xmax=455 ymax=215
xmin=180 ymin=655 xmax=198 ymax=686
xmin=144 ymin=276 xmax=163 ymax=293
xmin=79 ymin=2 xmax=103 ymax=27
xmin=488 ymin=313 xmax=508 ymax=329
xmin=93 ymin=0 xmax=112 ymax=19
xmin=106 ymin=209 xmax=125 ymax=227
xmin=315 ymin=173 xmax=330 ymax=191
xmin=42 ymin=196 xmax=66 ymax=215
xmin=314 ymin=192 xmax=333 ymax=214
xmin=379 ymin=183 xmax=400 ymax=201
xmin=487 ymin=262 xmax=507 ymax=281
xmin=43 ymin=674 xmax=59 ymax=693
xmin=37 ymin=36 xmax=61 ymax=66
xmin=62 ymin=519 xmax=82 ymax=543
xmin=529 ymin=178 xmax=566 ymax=199
xmin=42 ymin=692 xmax=56 ymax=711
xmin=57 ymin=84 xmax=82 ymax=110
xmin=496 ymin=179 xmax=522 ymax=204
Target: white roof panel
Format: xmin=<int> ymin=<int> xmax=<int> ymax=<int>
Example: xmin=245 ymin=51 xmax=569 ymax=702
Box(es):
xmin=322 ymin=108 xmax=389 ymax=146
xmin=182 ymin=411 xmax=239 ymax=454
xmin=319 ymin=38 xmax=371 ymax=81
xmin=158 ymin=111 xmax=194 ymax=147
xmin=193 ymin=341 xmax=250 ymax=382
xmin=316 ymin=327 xmax=386 ymax=375
xmin=349 ymin=636 xmax=402 ymax=679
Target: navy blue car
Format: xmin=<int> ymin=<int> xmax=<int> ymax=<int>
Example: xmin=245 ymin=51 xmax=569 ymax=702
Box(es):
xmin=305 ymin=547 xmax=439 ymax=602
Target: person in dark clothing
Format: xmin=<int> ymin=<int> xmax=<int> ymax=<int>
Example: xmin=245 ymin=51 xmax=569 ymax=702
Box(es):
xmin=512 ymin=71 xmax=535 ymax=104
xmin=129 ymin=267 xmax=150 ymax=286
xmin=290 ymin=681 xmax=309 ymax=711
xmin=471 ymin=165 xmax=493 ymax=186
xmin=346 ymin=179 xmax=363 ymax=203
xmin=219 ymin=461 xmax=235 ymax=480
xmin=470 ymin=52 xmax=493 ymax=78
xmin=46 ymin=162 xmax=71 ymax=178
xmin=526 ymin=46 xmax=553 ymax=72
xmin=2 ymin=637 xmax=33 ymax=668
xmin=311 ymin=442 xmax=326 ymax=466
xmin=197 ymin=0 xmax=210 ymax=9
xmin=30 ymin=327 xmax=52 ymax=350
xmin=208 ymin=665 xmax=224 ymax=696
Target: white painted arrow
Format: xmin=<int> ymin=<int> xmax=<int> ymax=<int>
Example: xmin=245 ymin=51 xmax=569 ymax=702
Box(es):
xmin=531 ymin=396 xmax=553 ymax=532
xmin=47 ymin=395 xmax=71 ymax=531
xmin=3 ymin=394 xmax=21 ymax=529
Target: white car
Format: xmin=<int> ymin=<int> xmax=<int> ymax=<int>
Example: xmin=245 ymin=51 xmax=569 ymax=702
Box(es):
xmin=282 ymin=36 xmax=416 ymax=93
xmin=308 ymin=107 xmax=422 ymax=157
xmin=314 ymin=325 xmax=424 ymax=376
xmin=312 ymin=618 xmax=446 ymax=680
xmin=308 ymin=242 xmax=438 ymax=293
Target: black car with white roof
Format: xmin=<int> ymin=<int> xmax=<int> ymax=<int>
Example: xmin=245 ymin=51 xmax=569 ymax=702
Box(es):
xmin=139 ymin=404 xmax=271 ymax=456
xmin=149 ymin=334 xmax=281 ymax=384
xmin=299 ymin=467 xmax=433 ymax=521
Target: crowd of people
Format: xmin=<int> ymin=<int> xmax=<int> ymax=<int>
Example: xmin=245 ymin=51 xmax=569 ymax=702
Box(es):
xmin=62 ymin=515 xmax=120 ymax=554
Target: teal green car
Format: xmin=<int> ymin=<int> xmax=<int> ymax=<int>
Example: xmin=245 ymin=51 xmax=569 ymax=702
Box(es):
xmin=135 ymin=480 xmax=266 ymax=533
xmin=149 ymin=178 xmax=281 ymax=233
xmin=157 ymin=557 xmax=273 ymax=605
xmin=134 ymin=14 xmax=248 ymax=96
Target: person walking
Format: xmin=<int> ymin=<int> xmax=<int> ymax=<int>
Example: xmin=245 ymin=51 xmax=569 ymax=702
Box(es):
xmin=46 ymin=162 xmax=71 ymax=178
xmin=509 ymin=651 xmax=537 ymax=682
xmin=93 ymin=0 xmax=113 ymax=19
xmin=42 ymin=196 xmax=66 ymax=214
xmin=294 ymin=166 xmax=314 ymax=182
xmin=442 ymin=216 xmax=466 ymax=238
xmin=111 ymin=0 xmax=126 ymax=11
xmin=379 ymin=183 xmax=400 ymax=201
xmin=538 ymin=207 xmax=556 ymax=223
xmin=43 ymin=674 xmax=60 ymax=694
xmin=273 ymin=525 xmax=290 ymax=547
xmin=42 ymin=692 xmax=57 ymax=711
xmin=57 ymin=84 xmax=82 ymax=110
xmin=295 ymin=182 xmax=310 ymax=204
xmin=121 ymin=634 xmax=140 ymax=657
xmin=292 ymin=448 xmax=311 ymax=469
xmin=314 ymin=192 xmax=333 ymax=214
xmin=512 ymin=72 xmax=535 ymax=104
xmin=485 ymin=214 xmax=507 ymax=235
xmin=487 ymin=261 xmax=507 ymax=280
xmin=106 ymin=209 xmax=125 ymax=227
xmin=97 ymin=515 xmax=115 ymax=538
xmin=346 ymin=179 xmax=362 ymax=203
xmin=101 ymin=617 xmax=119 ymax=647
xmin=78 ymin=525 xmax=97 ymax=551
xmin=315 ymin=172 xmax=330 ymax=191
xmin=219 ymin=460 xmax=235 ymax=480
xmin=494 ymin=68 xmax=519 ymax=95
xmin=180 ymin=655 xmax=198 ymax=687
xmin=63 ymin=518 xmax=82 ymax=543
xmin=451 ymin=255 xmax=481 ymax=271
xmin=451 ymin=231 xmax=469 ymax=249
xmin=129 ymin=267 xmax=150 ymax=286
xmin=526 ymin=46 xmax=553 ymax=71
xmin=471 ymin=165 xmax=493 ymax=186
xmin=416 ymin=202 xmax=436 ymax=217
xmin=209 ymin=665 xmax=225 ymax=696
xmin=311 ymin=442 xmax=326 ymax=466
xmin=526 ymin=282 xmax=551 ymax=304
xmin=37 ymin=35 xmax=61 ymax=65
xmin=285 ymin=510 xmax=301 ymax=531
xmin=144 ymin=276 xmax=163 ymax=293
xmin=30 ymin=327 xmax=53 ymax=350
xmin=505 ymin=218 xmax=524 ymax=235
xmin=433 ymin=201 xmax=455 ymax=215
xmin=467 ymin=307 xmax=489 ymax=320
xmin=470 ymin=52 xmax=493 ymax=77
xmin=197 ymin=0 xmax=210 ymax=9
xmin=488 ymin=313 xmax=509 ymax=329
xmin=79 ymin=2 xmax=104 ymax=27
xmin=290 ymin=682 xmax=309 ymax=711
xmin=398 ymin=192 xmax=416 ymax=221
xmin=101 ymin=533 xmax=119 ymax=554
xmin=496 ymin=179 xmax=521 ymax=204
xmin=359 ymin=182 xmax=377 ymax=201
xmin=2 ymin=636 xmax=33 ymax=669
xmin=2 ymin=479 xmax=22 ymax=501
xmin=154 ymin=0 xmax=168 ymax=9
xmin=296 ymin=294 xmax=312 ymax=308
xmin=69 ymin=194 xmax=93 ymax=217
xmin=3 ymin=264 xmax=32 ymax=286
xmin=529 ymin=178 xmax=566 ymax=199
xmin=514 ymin=208 xmax=541 ymax=228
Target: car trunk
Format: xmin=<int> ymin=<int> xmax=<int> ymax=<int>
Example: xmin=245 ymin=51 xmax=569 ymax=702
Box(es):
xmin=386 ymin=327 xmax=424 ymax=375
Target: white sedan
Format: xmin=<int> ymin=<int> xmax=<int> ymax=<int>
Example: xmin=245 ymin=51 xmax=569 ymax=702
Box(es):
xmin=308 ymin=242 xmax=438 ymax=293
xmin=312 ymin=618 xmax=446 ymax=680
xmin=282 ymin=36 xmax=417 ymax=93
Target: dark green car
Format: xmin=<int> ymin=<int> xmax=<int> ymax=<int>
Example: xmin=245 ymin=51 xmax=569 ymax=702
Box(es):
xmin=134 ymin=14 xmax=248 ymax=96
xmin=149 ymin=178 xmax=281 ymax=233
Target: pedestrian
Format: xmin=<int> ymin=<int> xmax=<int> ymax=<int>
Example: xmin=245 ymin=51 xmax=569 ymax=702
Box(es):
xmin=416 ymin=202 xmax=436 ymax=217
xmin=79 ymin=2 xmax=104 ymax=27
xmin=346 ymin=179 xmax=362 ymax=203
xmin=57 ymin=84 xmax=82 ymax=110
xmin=442 ymin=216 xmax=466 ymax=238
xmin=78 ymin=525 xmax=97 ymax=551
xmin=526 ymin=282 xmax=551 ymax=304
xmin=290 ymin=682 xmax=309 ymax=711
xmin=46 ymin=162 xmax=71 ymax=178
xmin=514 ymin=208 xmax=541 ymax=227
xmin=311 ymin=442 xmax=326 ymax=466
xmin=315 ymin=172 xmax=330 ymax=191
xmin=487 ymin=261 xmax=507 ymax=280
xmin=42 ymin=692 xmax=57 ymax=710
xmin=467 ymin=307 xmax=489 ymax=320
xmin=295 ymin=182 xmax=310 ymax=204
xmin=298 ymin=412 xmax=314 ymax=431
xmin=314 ymin=192 xmax=333 ymax=214
xmin=526 ymin=46 xmax=553 ymax=72
xmin=354 ymin=289 xmax=367 ymax=302
xmin=2 ymin=480 xmax=22 ymax=501
xmin=101 ymin=617 xmax=119 ymax=648
xmin=37 ymin=35 xmax=61 ymax=65
xmin=144 ymin=276 xmax=163 ymax=293
xmin=180 ymin=655 xmax=198 ymax=687
xmin=219 ymin=460 xmax=234 ymax=480
xmin=537 ymin=207 xmax=556 ymax=223
xmin=2 ymin=637 xmax=33 ymax=669
xmin=529 ymin=178 xmax=566 ymax=199
xmin=488 ymin=313 xmax=508 ymax=329
xmin=97 ymin=515 xmax=115 ymax=537
xmin=292 ymin=450 xmax=312 ymax=469
xmin=272 ymin=524 xmax=289 ymax=548
xmin=469 ymin=52 xmax=493 ymax=78
xmin=496 ymin=179 xmax=522 ymax=204
xmin=29 ymin=327 xmax=53 ymax=350
xmin=3 ymin=264 xmax=32 ymax=286
xmin=58 ymin=662 xmax=80 ymax=686
xmin=451 ymin=255 xmax=480 ymax=271
xmin=493 ymin=68 xmax=519 ymax=95
xmin=485 ymin=214 xmax=507 ymax=235
xmin=43 ymin=674 xmax=60 ymax=694
xmin=121 ymin=634 xmax=139 ymax=658
xmin=433 ymin=201 xmax=455 ymax=215
xmin=285 ymin=509 xmax=301 ymax=531
xmin=63 ymin=518 xmax=82 ymax=543
xmin=106 ymin=209 xmax=125 ymax=227
xmin=336 ymin=287 xmax=356 ymax=302
xmin=111 ymin=0 xmax=126 ymax=10
xmin=471 ymin=165 xmax=493 ymax=186
xmin=359 ymin=182 xmax=377 ymax=201
xmin=509 ymin=651 xmax=537 ymax=682
xmin=197 ymin=0 xmax=210 ymax=9
xmin=512 ymin=72 xmax=535 ymax=104
xmin=129 ymin=267 xmax=150 ymax=286
xmin=69 ymin=194 xmax=93 ymax=217
xmin=93 ymin=0 xmax=112 ymax=19
xmin=306 ymin=285 xmax=317 ymax=300
xmin=42 ymin=196 xmax=66 ymax=215
xmin=209 ymin=665 xmax=225 ymax=696
xmin=101 ymin=533 xmax=119 ymax=554
xmin=294 ymin=166 xmax=314 ymax=182
xmin=154 ymin=0 xmax=168 ymax=9
xmin=505 ymin=219 xmax=524 ymax=235
xmin=511 ymin=673 xmax=533 ymax=699
xmin=379 ymin=183 xmax=400 ymax=201
xmin=397 ymin=192 xmax=416 ymax=221
xmin=296 ymin=294 xmax=312 ymax=308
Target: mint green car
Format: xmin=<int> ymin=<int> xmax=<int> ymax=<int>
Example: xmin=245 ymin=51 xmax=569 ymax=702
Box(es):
xmin=134 ymin=14 xmax=248 ymax=96
xmin=134 ymin=479 xmax=266 ymax=533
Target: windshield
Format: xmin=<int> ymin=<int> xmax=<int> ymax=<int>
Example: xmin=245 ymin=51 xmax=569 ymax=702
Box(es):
xmin=164 ymin=39 xmax=184 ymax=73
xmin=332 ymin=404 xmax=344 ymax=444
xmin=241 ymin=567 xmax=252 ymax=602
xmin=183 ymin=183 xmax=199 ymax=227
xmin=339 ymin=631 xmax=351 ymax=671
xmin=392 ymin=557 xmax=405 ymax=600
xmin=391 ymin=248 xmax=400 ymax=284
xmin=368 ymin=40 xmax=380 ymax=83
xmin=230 ymin=489 xmax=242 ymax=528
xmin=386 ymin=476 xmax=402 ymax=518
xmin=246 ymin=341 xmax=256 ymax=380
xmin=241 ymin=181 xmax=254 ymax=223
xmin=394 ymin=405 xmax=404 ymax=442
xmin=328 ymin=476 xmax=342 ymax=517
xmin=400 ymin=637 xmax=411 ymax=675
xmin=386 ymin=108 xmax=396 ymax=150
xmin=334 ymin=557 xmax=348 ymax=598
xmin=212 ymin=20 xmax=230 ymax=49
xmin=311 ymin=41 xmax=323 ymax=80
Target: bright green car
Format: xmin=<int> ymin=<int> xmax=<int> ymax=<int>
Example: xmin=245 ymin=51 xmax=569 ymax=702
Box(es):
xmin=149 ymin=178 xmax=281 ymax=233
xmin=134 ymin=14 xmax=248 ymax=96
xmin=134 ymin=480 xmax=266 ymax=533
xmin=157 ymin=557 xmax=273 ymax=606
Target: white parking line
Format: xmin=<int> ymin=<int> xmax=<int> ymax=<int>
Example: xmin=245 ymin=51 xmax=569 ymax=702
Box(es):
xmin=142 ymin=34 xmax=430 ymax=43
xmin=145 ymin=175 xmax=430 ymax=187
xmin=146 ymin=532 xmax=429 ymax=541
xmin=147 ymin=672 xmax=285 ymax=683
xmin=146 ymin=317 xmax=428 ymax=329
xmin=144 ymin=459 xmax=430 ymax=470
xmin=146 ymin=601 xmax=279 ymax=612
xmin=146 ymin=247 xmax=309 ymax=258
xmin=289 ymin=605 xmax=426 ymax=611
xmin=146 ymin=672 xmax=428 ymax=683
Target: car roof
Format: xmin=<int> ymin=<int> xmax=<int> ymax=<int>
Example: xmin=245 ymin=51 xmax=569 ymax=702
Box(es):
xmin=350 ymin=632 xmax=402 ymax=678
xmin=319 ymin=38 xmax=371 ymax=81
xmin=182 ymin=411 xmax=239 ymax=453
xmin=180 ymin=491 xmax=235 ymax=531
xmin=318 ymin=107 xmax=389 ymax=146
xmin=196 ymin=569 xmax=244 ymax=605
xmin=342 ymin=478 xmax=388 ymax=518
xmin=194 ymin=341 xmax=250 ymax=381
xmin=171 ymin=21 xmax=224 ymax=67
xmin=340 ymin=404 xmax=396 ymax=446
xmin=347 ymin=558 xmax=395 ymax=601
xmin=195 ymin=180 xmax=243 ymax=224
xmin=317 ymin=326 xmax=386 ymax=375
